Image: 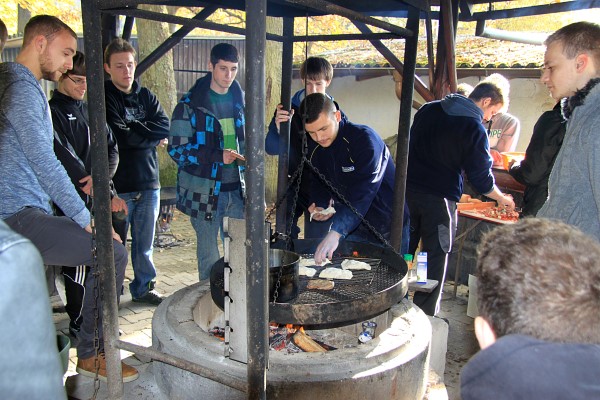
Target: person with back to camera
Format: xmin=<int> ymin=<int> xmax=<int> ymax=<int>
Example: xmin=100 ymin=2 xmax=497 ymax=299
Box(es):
xmin=265 ymin=57 xmax=346 ymax=239
xmin=460 ymin=218 xmax=600 ymax=399
xmin=536 ymin=21 xmax=600 ymax=241
xmin=406 ymin=78 xmax=515 ymax=316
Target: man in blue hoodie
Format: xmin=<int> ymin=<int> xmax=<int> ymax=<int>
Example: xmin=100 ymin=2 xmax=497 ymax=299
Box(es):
xmin=406 ymin=80 xmax=515 ymax=316
xmin=461 ymin=218 xmax=600 ymax=399
xmin=300 ymin=93 xmax=410 ymax=263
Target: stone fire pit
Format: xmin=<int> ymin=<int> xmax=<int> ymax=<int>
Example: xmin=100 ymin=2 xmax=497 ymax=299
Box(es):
xmin=152 ymin=282 xmax=431 ymax=400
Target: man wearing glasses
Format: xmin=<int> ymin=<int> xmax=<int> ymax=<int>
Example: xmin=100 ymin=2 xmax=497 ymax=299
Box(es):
xmin=49 ymin=51 xmax=127 ymax=338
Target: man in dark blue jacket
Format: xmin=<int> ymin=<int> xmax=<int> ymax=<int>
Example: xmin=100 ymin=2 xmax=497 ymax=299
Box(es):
xmin=300 ymin=93 xmax=409 ymax=263
xmin=406 ymin=81 xmax=515 ymax=316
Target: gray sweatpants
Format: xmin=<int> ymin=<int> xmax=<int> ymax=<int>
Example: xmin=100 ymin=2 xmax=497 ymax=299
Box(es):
xmin=5 ymin=207 xmax=127 ymax=359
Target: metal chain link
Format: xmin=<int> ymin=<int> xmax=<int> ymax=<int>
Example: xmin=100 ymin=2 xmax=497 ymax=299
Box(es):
xmin=90 ymin=198 xmax=101 ymax=399
xmin=304 ymin=154 xmax=400 ymax=257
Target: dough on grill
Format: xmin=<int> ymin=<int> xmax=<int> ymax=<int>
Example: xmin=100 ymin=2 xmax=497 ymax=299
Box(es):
xmin=299 ymin=266 xmax=317 ymax=277
xmin=341 ymin=259 xmax=371 ymax=271
xmin=319 ymin=267 xmax=353 ymax=280
xmin=299 ymin=257 xmax=331 ymax=268
xmin=306 ymin=279 xmax=335 ymax=290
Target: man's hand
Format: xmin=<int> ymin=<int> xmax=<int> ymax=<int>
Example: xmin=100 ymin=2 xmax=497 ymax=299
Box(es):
xmin=490 ymin=149 xmax=504 ymax=168
xmin=497 ymin=193 xmax=516 ymax=211
xmin=158 ymin=138 xmax=168 ymax=148
xmin=84 ymin=223 xmax=123 ymax=243
xmin=79 ymin=175 xmax=93 ymax=196
xmin=111 ymin=196 xmax=128 ymax=214
xmin=223 ymin=149 xmax=246 ymax=164
xmin=274 ymin=104 xmax=294 ymax=132
xmin=314 ymin=230 xmax=342 ymax=265
xmin=308 ymin=201 xmax=336 ymax=222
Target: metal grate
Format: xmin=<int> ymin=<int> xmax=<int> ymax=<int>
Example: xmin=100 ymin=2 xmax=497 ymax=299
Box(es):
xmin=292 ymin=256 xmax=402 ymax=304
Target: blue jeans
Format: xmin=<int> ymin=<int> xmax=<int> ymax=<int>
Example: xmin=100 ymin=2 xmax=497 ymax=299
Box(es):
xmin=191 ymin=190 xmax=244 ymax=281
xmin=119 ymin=189 xmax=160 ymax=299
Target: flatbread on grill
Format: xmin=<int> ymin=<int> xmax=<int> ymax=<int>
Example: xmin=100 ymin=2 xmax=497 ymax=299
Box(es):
xmin=299 ymin=257 xmax=331 ymax=268
xmin=319 ymin=267 xmax=353 ymax=280
xmin=306 ymin=279 xmax=335 ymax=290
xmin=299 ymin=266 xmax=317 ymax=277
xmin=341 ymin=259 xmax=371 ymax=271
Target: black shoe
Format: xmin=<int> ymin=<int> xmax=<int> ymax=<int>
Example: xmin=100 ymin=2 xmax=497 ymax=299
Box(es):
xmin=69 ymin=321 xmax=81 ymax=337
xmin=132 ymin=289 xmax=164 ymax=306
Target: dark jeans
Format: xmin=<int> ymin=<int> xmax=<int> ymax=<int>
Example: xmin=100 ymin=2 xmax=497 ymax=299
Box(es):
xmin=5 ymin=208 xmax=127 ymax=359
xmin=406 ymin=191 xmax=457 ymax=316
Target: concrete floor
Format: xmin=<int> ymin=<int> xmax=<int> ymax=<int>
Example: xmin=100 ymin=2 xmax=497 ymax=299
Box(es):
xmin=53 ymin=209 xmax=479 ymax=400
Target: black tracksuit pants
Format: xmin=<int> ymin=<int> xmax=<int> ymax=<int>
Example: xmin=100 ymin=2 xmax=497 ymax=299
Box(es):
xmin=406 ymin=191 xmax=457 ymax=316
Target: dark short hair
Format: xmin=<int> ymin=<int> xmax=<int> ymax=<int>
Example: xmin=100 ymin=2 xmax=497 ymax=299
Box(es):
xmin=545 ymin=21 xmax=600 ymax=68
xmin=66 ymin=51 xmax=86 ymax=76
xmin=468 ymin=81 xmax=505 ymax=107
xmin=104 ymin=37 xmax=136 ymax=65
xmin=300 ymin=57 xmax=333 ymax=82
xmin=0 ymin=18 xmax=7 ymax=53
xmin=476 ymin=218 xmax=600 ymax=344
xmin=210 ymin=43 xmax=239 ymax=65
xmin=299 ymin=93 xmax=336 ymax=124
xmin=22 ymin=15 xmax=76 ymax=47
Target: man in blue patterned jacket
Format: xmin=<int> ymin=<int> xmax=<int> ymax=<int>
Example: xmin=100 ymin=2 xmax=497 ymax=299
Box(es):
xmin=169 ymin=43 xmax=246 ymax=281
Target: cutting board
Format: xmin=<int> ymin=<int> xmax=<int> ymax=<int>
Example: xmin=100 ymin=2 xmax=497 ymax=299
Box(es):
xmin=458 ymin=210 xmax=516 ymax=225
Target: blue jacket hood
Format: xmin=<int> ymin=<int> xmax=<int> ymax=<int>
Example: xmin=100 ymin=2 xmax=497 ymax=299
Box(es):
xmin=440 ymin=94 xmax=483 ymax=120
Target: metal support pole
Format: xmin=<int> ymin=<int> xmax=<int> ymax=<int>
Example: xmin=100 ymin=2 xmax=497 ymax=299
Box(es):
xmin=390 ymin=5 xmax=420 ymax=251
xmin=275 ymin=17 xmax=294 ymax=234
xmin=245 ymin=1 xmax=268 ymax=399
xmin=81 ymin=0 xmax=123 ymax=398
xmin=116 ymin=341 xmax=248 ymax=392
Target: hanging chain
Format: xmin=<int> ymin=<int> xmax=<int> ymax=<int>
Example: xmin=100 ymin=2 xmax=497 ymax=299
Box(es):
xmin=268 ymin=14 xmax=312 ymax=302
xmin=90 ymin=196 xmax=101 ymax=398
xmin=304 ymin=154 xmax=400 ymax=256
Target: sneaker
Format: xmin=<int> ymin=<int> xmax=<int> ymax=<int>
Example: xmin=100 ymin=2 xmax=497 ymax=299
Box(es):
xmin=76 ymin=353 xmax=139 ymax=383
xmin=132 ymin=289 xmax=164 ymax=305
xmin=69 ymin=321 xmax=81 ymax=337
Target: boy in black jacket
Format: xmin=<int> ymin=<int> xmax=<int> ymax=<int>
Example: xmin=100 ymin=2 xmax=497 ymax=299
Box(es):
xmin=104 ymin=38 xmax=170 ymax=305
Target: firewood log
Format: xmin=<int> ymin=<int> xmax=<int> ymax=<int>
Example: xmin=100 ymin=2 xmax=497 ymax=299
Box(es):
xmin=292 ymin=330 xmax=326 ymax=352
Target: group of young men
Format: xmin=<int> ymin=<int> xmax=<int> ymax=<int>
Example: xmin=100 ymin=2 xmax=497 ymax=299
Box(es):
xmin=1 ymin=10 xmax=600 ymax=397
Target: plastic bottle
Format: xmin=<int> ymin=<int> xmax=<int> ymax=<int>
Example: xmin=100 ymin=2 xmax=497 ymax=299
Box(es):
xmin=416 ymin=251 xmax=428 ymax=284
xmin=404 ymin=254 xmax=416 ymax=283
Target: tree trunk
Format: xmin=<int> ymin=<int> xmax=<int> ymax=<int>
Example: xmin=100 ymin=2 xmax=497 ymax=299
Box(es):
xmin=265 ymin=17 xmax=283 ymax=204
xmin=136 ymin=5 xmax=178 ymax=188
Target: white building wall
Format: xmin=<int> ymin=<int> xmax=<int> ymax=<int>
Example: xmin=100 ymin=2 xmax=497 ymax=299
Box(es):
xmin=292 ymin=73 xmax=555 ymax=152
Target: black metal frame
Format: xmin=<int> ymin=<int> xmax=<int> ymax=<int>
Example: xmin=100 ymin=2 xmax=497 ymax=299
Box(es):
xmin=79 ymin=0 xmax=598 ymax=398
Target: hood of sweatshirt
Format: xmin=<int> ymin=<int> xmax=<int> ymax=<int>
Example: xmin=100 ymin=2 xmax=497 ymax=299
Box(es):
xmin=440 ymin=93 xmax=483 ymax=120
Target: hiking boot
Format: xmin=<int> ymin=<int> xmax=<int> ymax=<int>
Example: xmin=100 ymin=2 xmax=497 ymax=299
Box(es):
xmin=132 ymin=289 xmax=164 ymax=306
xmin=76 ymin=353 xmax=139 ymax=383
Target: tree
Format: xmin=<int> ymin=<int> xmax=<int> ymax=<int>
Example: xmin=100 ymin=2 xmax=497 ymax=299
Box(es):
xmin=137 ymin=5 xmax=178 ymax=187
